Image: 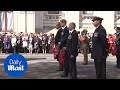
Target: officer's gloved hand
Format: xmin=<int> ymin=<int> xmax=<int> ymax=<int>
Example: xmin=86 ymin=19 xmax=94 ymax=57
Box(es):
xmin=58 ymin=42 xmax=61 ymax=45
xmin=63 ymin=47 xmax=66 ymax=50
xmin=70 ymin=55 xmax=74 ymax=59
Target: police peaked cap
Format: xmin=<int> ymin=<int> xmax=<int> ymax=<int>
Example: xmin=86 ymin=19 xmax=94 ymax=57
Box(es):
xmin=115 ymin=27 xmax=120 ymax=30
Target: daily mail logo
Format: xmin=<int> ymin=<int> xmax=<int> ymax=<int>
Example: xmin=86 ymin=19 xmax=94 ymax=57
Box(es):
xmin=4 ymin=54 xmax=27 ymax=77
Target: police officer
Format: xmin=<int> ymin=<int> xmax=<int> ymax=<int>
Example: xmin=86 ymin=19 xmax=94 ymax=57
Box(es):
xmin=61 ymin=22 xmax=78 ymax=79
xmin=115 ymin=27 xmax=120 ymax=68
xmin=91 ymin=16 xmax=109 ymax=79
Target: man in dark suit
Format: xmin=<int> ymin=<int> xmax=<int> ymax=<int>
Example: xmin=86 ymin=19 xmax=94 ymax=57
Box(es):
xmin=61 ymin=22 xmax=78 ymax=79
xmin=59 ymin=19 xmax=69 ymax=50
xmin=55 ymin=22 xmax=62 ymax=70
xmin=55 ymin=22 xmax=62 ymax=45
xmin=56 ymin=19 xmax=69 ymax=71
xmin=91 ymin=16 xmax=109 ymax=79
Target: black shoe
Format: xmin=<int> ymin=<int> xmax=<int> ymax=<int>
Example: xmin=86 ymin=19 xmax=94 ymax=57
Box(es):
xmin=61 ymin=74 xmax=68 ymax=77
xmin=56 ymin=69 xmax=63 ymax=71
xmin=116 ymin=66 xmax=120 ymax=68
xmin=71 ymin=77 xmax=77 ymax=79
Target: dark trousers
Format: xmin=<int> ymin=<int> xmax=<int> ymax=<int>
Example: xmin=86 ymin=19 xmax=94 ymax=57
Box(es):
xmin=12 ymin=46 xmax=16 ymax=54
xmin=94 ymin=58 xmax=106 ymax=79
xmin=23 ymin=47 xmax=27 ymax=53
xmin=48 ymin=44 xmax=51 ymax=53
xmin=40 ymin=46 xmax=42 ymax=53
xmin=116 ymin=46 xmax=120 ymax=67
xmin=64 ymin=53 xmax=77 ymax=79
xmin=16 ymin=44 xmax=22 ymax=53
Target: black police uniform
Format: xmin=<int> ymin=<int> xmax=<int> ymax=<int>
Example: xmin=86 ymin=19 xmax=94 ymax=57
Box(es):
xmin=64 ymin=30 xmax=78 ymax=79
xmin=91 ymin=17 xmax=109 ymax=79
xmin=115 ymin=31 xmax=120 ymax=68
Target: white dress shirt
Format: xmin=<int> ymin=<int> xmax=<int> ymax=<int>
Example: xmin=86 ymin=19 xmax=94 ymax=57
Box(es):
xmin=62 ymin=26 xmax=67 ymax=30
xmin=69 ymin=29 xmax=74 ymax=34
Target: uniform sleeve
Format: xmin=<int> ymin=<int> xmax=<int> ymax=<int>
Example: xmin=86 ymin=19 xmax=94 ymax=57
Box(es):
xmin=115 ymin=34 xmax=120 ymax=46
xmin=99 ymin=29 xmax=109 ymax=49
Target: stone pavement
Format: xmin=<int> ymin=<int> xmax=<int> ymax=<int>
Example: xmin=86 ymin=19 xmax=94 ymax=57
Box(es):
xmin=0 ymin=53 xmax=120 ymax=79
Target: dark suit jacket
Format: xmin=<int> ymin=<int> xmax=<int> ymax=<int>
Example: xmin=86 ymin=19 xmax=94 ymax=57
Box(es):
xmin=60 ymin=27 xmax=69 ymax=49
xmin=0 ymin=36 xmax=3 ymax=48
xmin=91 ymin=25 xmax=109 ymax=59
xmin=55 ymin=29 xmax=62 ymax=45
xmin=66 ymin=30 xmax=78 ymax=57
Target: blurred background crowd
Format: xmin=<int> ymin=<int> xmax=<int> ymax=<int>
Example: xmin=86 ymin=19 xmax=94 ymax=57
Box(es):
xmin=0 ymin=30 xmax=116 ymax=55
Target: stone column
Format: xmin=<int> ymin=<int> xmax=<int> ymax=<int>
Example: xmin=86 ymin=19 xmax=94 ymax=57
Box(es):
xmin=13 ymin=11 xmax=18 ymax=33
xmin=27 ymin=11 xmax=35 ymax=33
xmin=35 ymin=11 xmax=43 ymax=33
xmin=13 ymin=11 xmax=35 ymax=34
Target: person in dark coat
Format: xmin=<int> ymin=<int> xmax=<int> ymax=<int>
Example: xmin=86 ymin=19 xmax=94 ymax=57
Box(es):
xmin=33 ymin=34 xmax=38 ymax=54
xmin=61 ymin=22 xmax=78 ymax=79
xmin=38 ymin=33 xmax=43 ymax=53
xmin=91 ymin=16 xmax=109 ymax=79
xmin=0 ymin=34 xmax=3 ymax=53
xmin=42 ymin=35 xmax=48 ymax=54
xmin=50 ymin=34 xmax=54 ymax=54
xmin=37 ymin=35 xmax=42 ymax=53
xmin=59 ymin=19 xmax=69 ymax=50
xmin=58 ymin=19 xmax=69 ymax=71
xmin=54 ymin=22 xmax=62 ymax=70
xmin=55 ymin=22 xmax=62 ymax=45
xmin=16 ymin=34 xmax=22 ymax=53
xmin=3 ymin=33 xmax=11 ymax=54
xmin=114 ymin=27 xmax=120 ymax=68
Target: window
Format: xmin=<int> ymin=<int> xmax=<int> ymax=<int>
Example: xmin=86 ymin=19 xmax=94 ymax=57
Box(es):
xmin=49 ymin=16 xmax=52 ymax=19
xmin=48 ymin=11 xmax=59 ymax=14
xmin=56 ymin=16 xmax=59 ymax=19
xmin=52 ymin=16 xmax=55 ymax=19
